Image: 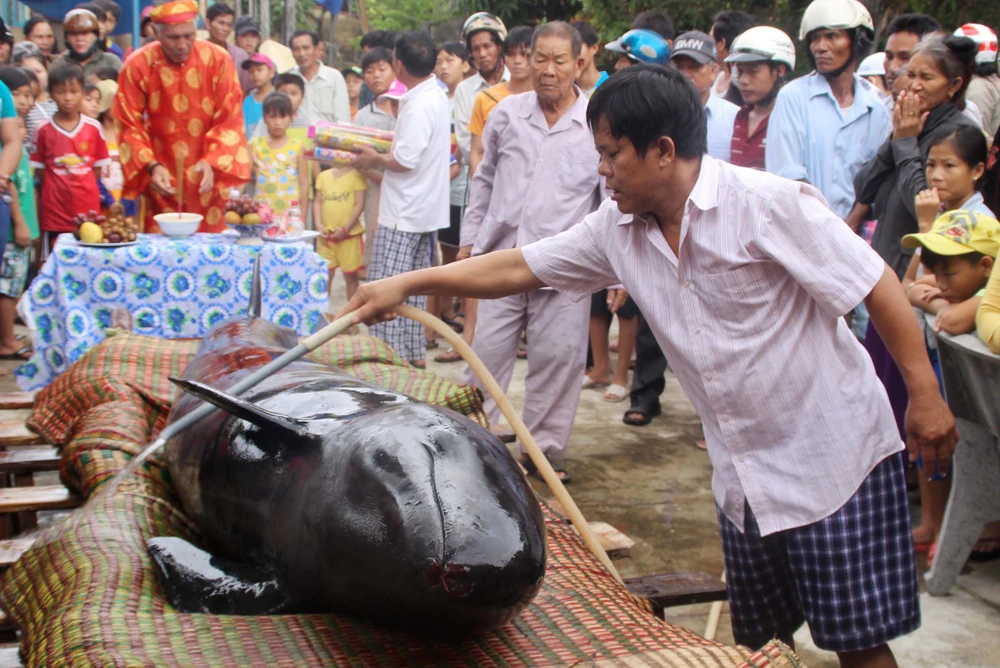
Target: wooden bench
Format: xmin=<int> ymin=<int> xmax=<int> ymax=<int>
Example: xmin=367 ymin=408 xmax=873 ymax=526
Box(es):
xmin=0 ymin=394 xmax=36 ymax=411
xmin=624 ymin=572 xmax=728 ymax=618
xmin=0 ymin=424 xmax=44 ymax=449
xmin=0 ymin=396 xmax=62 ymax=538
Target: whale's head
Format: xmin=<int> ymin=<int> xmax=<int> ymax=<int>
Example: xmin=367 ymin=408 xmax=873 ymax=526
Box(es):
xmin=169 ymin=376 xmax=546 ymax=636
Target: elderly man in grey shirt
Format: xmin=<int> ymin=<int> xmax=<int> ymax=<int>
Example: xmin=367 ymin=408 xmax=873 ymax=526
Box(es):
xmin=290 ymin=29 xmax=350 ymax=124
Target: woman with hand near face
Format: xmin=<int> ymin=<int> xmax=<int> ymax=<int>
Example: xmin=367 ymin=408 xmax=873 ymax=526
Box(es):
xmin=853 ymin=32 xmax=978 ymax=451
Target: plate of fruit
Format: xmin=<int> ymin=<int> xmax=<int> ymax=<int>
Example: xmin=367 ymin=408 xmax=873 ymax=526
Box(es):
xmin=224 ymin=196 xmax=273 ymax=241
xmin=72 ymin=205 xmax=140 ymax=247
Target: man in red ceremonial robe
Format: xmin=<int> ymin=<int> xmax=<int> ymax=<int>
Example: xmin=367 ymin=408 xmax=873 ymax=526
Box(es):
xmin=113 ymin=0 xmax=249 ymax=233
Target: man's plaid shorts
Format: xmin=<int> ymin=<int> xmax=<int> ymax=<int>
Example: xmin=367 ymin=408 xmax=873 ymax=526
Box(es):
xmin=717 ymin=454 xmax=920 ymax=652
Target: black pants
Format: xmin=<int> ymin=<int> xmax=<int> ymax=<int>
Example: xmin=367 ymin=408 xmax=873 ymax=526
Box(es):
xmin=629 ymin=317 xmax=667 ymax=413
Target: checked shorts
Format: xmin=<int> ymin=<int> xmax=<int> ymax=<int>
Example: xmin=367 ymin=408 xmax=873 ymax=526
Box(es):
xmin=717 ymin=454 xmax=920 ymax=653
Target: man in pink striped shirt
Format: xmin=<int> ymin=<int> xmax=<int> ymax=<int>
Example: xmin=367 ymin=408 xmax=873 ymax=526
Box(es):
xmin=338 ymin=65 xmax=957 ymax=666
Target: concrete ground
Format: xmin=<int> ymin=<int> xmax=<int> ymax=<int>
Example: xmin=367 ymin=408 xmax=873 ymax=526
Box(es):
xmin=4 ymin=277 xmax=998 ymax=667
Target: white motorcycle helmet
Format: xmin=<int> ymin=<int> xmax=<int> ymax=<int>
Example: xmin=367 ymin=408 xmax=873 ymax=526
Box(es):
xmin=725 ymin=26 xmax=796 ymax=70
xmin=857 ymin=52 xmax=886 ymax=77
xmin=799 ymin=0 xmax=874 ymax=75
xmin=798 ymin=0 xmax=874 ymax=41
xmin=954 ymin=23 xmax=998 ymax=65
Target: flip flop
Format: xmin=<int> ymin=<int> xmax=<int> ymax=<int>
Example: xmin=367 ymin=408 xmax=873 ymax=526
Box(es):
xmin=623 ymin=404 xmax=661 ymax=426
xmin=410 ymin=360 xmax=426 ymax=370
xmin=490 ymin=425 xmax=516 ymax=443
xmin=970 ymin=537 xmax=1000 ymax=562
xmin=0 ymin=346 xmax=32 ymax=361
xmin=434 ymin=347 xmax=463 ymax=363
xmin=520 ymin=453 xmax=571 ymax=484
xmin=582 ymin=375 xmax=610 ymax=390
xmin=439 ymin=314 xmax=464 ymax=334
xmin=517 ymin=344 xmax=527 ymax=360
xmin=603 ymin=383 xmax=628 ymax=402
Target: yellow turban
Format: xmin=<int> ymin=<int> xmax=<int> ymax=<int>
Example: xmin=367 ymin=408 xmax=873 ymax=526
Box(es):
xmin=149 ymin=0 xmax=199 ymax=25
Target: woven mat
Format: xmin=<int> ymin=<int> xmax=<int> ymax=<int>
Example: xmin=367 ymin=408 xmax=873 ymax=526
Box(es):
xmin=0 ymin=332 xmax=803 ymax=667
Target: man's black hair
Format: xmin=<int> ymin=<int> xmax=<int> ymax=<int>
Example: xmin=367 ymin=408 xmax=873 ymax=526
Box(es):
xmin=94 ymin=0 xmax=121 ymax=20
xmin=504 ymin=26 xmax=534 ymax=55
xmin=361 ymin=46 xmax=393 ymax=71
xmin=395 ymin=32 xmax=436 ymax=79
xmin=262 ymin=91 xmax=293 ymax=117
xmin=206 ymin=3 xmax=235 ymax=22
xmin=975 ymin=62 xmax=997 ymax=78
xmin=712 ymin=10 xmax=755 ymax=53
xmin=885 ymin=13 xmax=941 ymax=39
xmin=91 ymin=66 xmax=118 ymax=82
xmin=0 ymin=66 xmax=30 ymax=93
xmin=360 ymin=30 xmax=397 ymax=51
xmin=571 ymin=21 xmax=599 ymax=48
xmin=587 ymin=63 xmax=706 ymax=159
xmin=632 ymin=10 xmax=675 ymax=41
xmin=49 ymin=63 xmax=86 ymax=89
xmin=273 ymin=72 xmax=305 ymax=94
xmin=290 ymin=29 xmax=320 ymax=47
xmin=76 ymin=2 xmax=107 ymax=22
xmin=437 ymin=41 xmax=469 ymax=64
xmin=921 ymin=248 xmax=986 ymax=272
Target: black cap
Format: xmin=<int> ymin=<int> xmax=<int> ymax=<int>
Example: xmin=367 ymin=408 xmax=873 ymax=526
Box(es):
xmin=234 ymin=16 xmax=260 ymax=37
xmin=670 ymin=31 xmax=717 ymax=64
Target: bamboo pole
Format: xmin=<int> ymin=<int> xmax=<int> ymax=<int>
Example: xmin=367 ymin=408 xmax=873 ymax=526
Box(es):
xmin=261 ymin=0 xmax=270 ymax=40
xmin=356 ymin=0 xmax=369 ymax=34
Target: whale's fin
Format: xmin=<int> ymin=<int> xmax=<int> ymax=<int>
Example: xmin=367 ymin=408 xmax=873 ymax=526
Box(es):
xmin=170 ymin=377 xmax=318 ymax=445
xmin=248 ymin=251 xmax=263 ymax=318
xmin=148 ymin=536 xmax=292 ymax=615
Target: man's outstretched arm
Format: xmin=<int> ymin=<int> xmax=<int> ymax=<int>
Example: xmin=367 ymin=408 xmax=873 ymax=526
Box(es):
xmin=335 ymin=248 xmax=544 ymax=325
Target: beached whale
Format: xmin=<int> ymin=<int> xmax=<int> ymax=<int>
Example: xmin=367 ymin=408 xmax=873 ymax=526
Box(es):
xmin=146 ymin=285 xmax=545 ymax=636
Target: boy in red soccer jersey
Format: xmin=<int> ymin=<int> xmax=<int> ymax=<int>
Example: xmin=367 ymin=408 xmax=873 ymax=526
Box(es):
xmin=30 ymin=63 xmax=109 ymax=254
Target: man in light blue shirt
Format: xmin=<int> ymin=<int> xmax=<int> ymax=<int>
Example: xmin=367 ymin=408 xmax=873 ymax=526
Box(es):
xmin=765 ymin=0 xmax=891 ymax=222
xmin=671 ymin=31 xmax=739 ymax=162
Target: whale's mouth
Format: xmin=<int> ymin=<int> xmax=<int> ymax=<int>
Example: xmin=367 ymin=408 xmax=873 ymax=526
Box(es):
xmin=423 ymin=558 xmax=474 ymax=598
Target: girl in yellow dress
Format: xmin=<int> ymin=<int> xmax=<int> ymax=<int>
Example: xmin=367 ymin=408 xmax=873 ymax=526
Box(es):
xmin=250 ymin=92 xmax=309 ymax=220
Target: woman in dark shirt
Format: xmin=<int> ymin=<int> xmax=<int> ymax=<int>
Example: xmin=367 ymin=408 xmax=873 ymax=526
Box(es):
xmin=853 ymin=33 xmax=978 ymax=441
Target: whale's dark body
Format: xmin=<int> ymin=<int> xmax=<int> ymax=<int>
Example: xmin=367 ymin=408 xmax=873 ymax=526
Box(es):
xmin=148 ymin=314 xmax=546 ymax=636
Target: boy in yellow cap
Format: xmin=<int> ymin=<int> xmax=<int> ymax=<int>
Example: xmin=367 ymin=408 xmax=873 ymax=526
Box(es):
xmin=903 ymin=209 xmax=999 ymax=335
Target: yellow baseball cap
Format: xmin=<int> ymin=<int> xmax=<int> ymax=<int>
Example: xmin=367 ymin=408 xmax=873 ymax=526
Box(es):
xmin=902 ymin=209 xmax=1000 ymax=258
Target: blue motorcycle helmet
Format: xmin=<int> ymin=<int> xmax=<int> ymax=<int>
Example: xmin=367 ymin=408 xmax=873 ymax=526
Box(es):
xmin=605 ymin=29 xmax=671 ymax=66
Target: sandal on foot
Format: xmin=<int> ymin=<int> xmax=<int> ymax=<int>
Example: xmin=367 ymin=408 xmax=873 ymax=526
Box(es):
xmin=489 ymin=425 xmax=515 ymax=443
xmin=623 ymin=404 xmax=661 ymax=426
xmin=520 ymin=454 xmax=571 ymax=484
xmin=0 ymin=346 xmax=32 ymax=361
xmin=434 ymin=347 xmax=464 ymax=363
xmin=582 ymin=375 xmax=610 ymax=390
xmin=425 ymin=339 xmax=439 ymax=350
xmin=410 ymin=360 xmax=427 ymax=370
xmin=516 ymin=344 xmax=528 ymax=360
xmin=439 ymin=314 xmax=464 ymax=334
xmin=603 ymin=383 xmax=628 ymax=402
xmin=970 ymin=537 xmax=1000 ymax=562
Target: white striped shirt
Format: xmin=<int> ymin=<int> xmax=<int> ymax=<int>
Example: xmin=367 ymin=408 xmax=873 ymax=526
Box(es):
xmin=522 ymin=157 xmax=903 ymax=536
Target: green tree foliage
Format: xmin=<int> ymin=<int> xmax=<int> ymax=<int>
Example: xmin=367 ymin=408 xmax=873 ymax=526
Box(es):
xmin=364 ymin=0 xmax=459 ymax=32
xmin=459 ymin=0 xmax=584 ymax=28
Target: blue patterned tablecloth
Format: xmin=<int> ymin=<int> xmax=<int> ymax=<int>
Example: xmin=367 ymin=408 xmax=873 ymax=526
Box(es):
xmin=16 ymin=234 xmax=329 ymax=390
